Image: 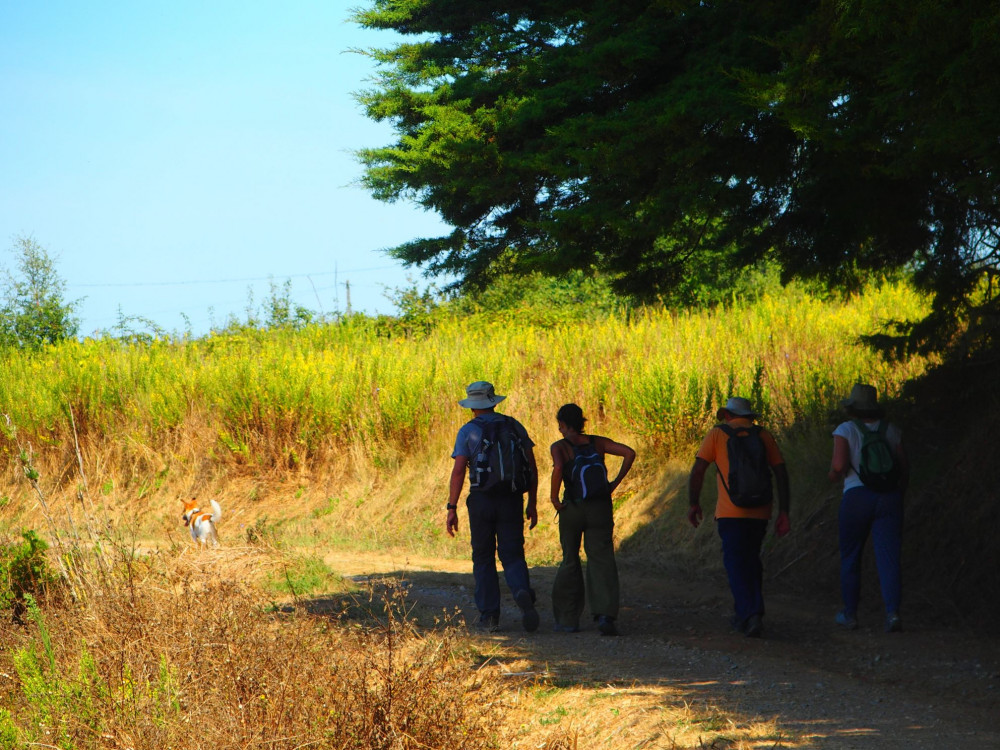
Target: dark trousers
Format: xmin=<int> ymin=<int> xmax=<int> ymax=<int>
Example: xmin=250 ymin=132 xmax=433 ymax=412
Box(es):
xmin=716 ymin=517 xmax=768 ymax=625
xmin=466 ymin=491 xmax=532 ymax=620
xmin=551 ymin=497 xmax=619 ymax=628
xmin=839 ymin=486 xmax=903 ymax=616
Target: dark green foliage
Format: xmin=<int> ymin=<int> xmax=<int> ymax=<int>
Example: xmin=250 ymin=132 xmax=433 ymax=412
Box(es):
xmin=448 ymin=270 xmax=625 ymax=324
xmin=353 ymin=1 xmax=1000 ymax=351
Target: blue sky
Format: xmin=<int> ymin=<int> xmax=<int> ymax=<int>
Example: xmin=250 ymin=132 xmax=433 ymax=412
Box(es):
xmin=0 ymin=1 xmax=449 ymax=337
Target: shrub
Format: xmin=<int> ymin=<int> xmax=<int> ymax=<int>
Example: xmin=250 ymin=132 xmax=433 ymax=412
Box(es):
xmin=0 ymin=530 xmax=59 ymax=617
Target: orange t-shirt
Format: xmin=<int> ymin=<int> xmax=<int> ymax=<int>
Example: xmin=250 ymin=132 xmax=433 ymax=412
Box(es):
xmin=695 ymin=418 xmax=784 ymax=520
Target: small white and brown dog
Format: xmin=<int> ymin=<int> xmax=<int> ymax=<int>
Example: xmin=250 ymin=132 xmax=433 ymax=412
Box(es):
xmin=181 ymin=498 xmax=223 ymax=546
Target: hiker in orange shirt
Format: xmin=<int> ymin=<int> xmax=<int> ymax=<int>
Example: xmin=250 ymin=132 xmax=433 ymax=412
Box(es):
xmin=688 ymin=397 xmax=791 ymax=637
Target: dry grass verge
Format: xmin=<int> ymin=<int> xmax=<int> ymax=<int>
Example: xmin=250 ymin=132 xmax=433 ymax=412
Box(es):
xmin=0 ymin=537 xmax=508 ymax=750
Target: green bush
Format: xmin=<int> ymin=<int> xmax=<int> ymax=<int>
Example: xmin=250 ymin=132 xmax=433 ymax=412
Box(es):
xmin=0 ymin=530 xmax=59 ymax=612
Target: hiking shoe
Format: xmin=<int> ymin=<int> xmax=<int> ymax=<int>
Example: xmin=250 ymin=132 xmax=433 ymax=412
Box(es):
xmin=476 ymin=614 xmax=500 ymax=633
xmin=835 ymin=610 xmax=858 ymax=630
xmin=596 ymin=615 xmax=619 ymax=636
xmin=553 ymin=623 xmax=580 ymax=633
xmin=514 ymin=590 xmax=540 ymax=633
xmin=744 ymin=614 xmax=763 ymax=638
xmin=885 ymin=613 xmax=902 ymax=633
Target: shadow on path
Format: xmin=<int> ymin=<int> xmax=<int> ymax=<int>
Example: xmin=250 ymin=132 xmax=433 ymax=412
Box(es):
xmin=301 ymin=554 xmax=999 ymax=749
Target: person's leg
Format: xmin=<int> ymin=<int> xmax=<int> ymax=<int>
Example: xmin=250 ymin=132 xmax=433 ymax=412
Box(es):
xmin=495 ymin=494 xmax=531 ymax=597
xmin=717 ymin=518 xmax=767 ymax=629
xmin=582 ymin=499 xmax=619 ymax=621
xmin=871 ymin=490 xmax=903 ymax=619
xmin=467 ymin=492 xmax=501 ymax=622
xmin=494 ymin=493 xmax=539 ymax=631
xmin=838 ymin=487 xmax=876 ymax=619
xmin=551 ymin=503 xmax=585 ymax=630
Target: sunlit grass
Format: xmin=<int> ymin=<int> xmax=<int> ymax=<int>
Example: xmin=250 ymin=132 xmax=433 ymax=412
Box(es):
xmin=0 ymin=280 xmax=931 ymax=475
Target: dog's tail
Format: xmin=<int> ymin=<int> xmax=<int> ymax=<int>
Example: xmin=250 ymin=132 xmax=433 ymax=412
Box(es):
xmin=210 ymin=499 xmax=222 ymax=524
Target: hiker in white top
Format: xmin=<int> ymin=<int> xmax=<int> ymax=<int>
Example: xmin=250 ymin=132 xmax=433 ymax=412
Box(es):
xmin=829 ymin=384 xmax=909 ymax=633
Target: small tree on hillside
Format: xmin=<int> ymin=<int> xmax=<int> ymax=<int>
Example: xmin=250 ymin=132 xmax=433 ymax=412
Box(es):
xmin=1 ymin=236 xmax=81 ymax=347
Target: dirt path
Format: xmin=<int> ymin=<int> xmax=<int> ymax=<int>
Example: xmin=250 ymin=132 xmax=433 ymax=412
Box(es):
xmin=321 ymin=550 xmax=999 ymax=749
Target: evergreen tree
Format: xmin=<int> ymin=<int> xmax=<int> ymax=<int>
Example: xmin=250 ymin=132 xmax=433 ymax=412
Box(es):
xmin=353 ymin=1 xmax=1000 ymax=348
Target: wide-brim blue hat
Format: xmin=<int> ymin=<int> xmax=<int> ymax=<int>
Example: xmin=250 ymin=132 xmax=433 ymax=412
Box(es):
xmin=458 ymin=381 xmax=506 ymax=409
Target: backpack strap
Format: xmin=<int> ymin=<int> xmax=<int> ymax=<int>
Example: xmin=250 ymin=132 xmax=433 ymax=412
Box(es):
xmin=715 ymin=424 xmax=737 ymax=496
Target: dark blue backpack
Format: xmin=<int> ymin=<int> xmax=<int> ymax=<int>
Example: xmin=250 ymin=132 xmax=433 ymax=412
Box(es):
xmin=468 ymin=416 xmax=531 ymax=494
xmin=567 ymin=437 xmax=610 ymax=503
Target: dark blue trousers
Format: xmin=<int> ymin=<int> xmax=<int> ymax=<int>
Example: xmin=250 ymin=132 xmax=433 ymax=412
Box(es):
xmin=466 ymin=491 xmax=532 ymax=620
xmin=839 ymin=486 xmax=903 ymax=616
xmin=716 ymin=518 xmax=768 ymax=625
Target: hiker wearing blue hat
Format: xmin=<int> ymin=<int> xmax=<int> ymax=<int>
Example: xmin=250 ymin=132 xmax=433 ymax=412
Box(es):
xmin=447 ymin=381 xmax=540 ymax=633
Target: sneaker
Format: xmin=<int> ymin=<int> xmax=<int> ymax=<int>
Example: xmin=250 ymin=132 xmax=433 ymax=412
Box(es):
xmin=596 ymin=615 xmax=619 ymax=636
xmin=744 ymin=614 xmax=763 ymax=638
xmin=835 ymin=610 xmax=858 ymax=630
xmin=885 ymin=613 xmax=902 ymax=633
xmin=514 ymin=590 xmax=540 ymax=633
xmin=553 ymin=623 xmax=579 ymax=633
xmin=476 ymin=614 xmax=500 ymax=633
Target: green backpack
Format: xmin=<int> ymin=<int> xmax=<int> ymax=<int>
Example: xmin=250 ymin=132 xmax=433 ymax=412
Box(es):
xmin=852 ymin=420 xmax=900 ymax=492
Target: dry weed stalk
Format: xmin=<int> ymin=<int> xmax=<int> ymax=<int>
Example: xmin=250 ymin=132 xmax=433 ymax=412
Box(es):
xmin=0 ymin=545 xmax=509 ymax=749
xmin=1 ymin=412 xmax=509 ymax=749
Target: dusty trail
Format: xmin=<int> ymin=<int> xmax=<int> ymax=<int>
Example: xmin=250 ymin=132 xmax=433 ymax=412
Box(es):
xmin=323 ymin=550 xmax=1000 ymax=749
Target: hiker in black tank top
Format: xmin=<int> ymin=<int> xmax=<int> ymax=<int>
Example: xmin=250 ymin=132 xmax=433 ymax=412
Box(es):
xmin=549 ymin=403 xmax=636 ymax=636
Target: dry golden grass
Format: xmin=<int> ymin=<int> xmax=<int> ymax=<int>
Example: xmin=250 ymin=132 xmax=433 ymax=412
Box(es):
xmin=0 ymin=534 xmax=513 ymax=750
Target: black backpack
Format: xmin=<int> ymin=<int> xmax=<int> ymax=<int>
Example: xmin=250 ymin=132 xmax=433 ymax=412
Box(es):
xmin=468 ymin=416 xmax=531 ymax=494
xmin=567 ymin=437 xmax=610 ymax=503
xmin=717 ymin=424 xmax=773 ymax=508
xmin=852 ymin=420 xmax=900 ymax=492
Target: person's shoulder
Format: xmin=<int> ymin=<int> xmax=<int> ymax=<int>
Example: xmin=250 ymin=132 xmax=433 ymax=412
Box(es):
xmin=832 ymin=420 xmax=853 ymax=436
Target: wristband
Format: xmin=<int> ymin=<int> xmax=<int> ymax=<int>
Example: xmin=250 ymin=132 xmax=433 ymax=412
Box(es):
xmin=446 ymin=504 xmax=458 ymax=511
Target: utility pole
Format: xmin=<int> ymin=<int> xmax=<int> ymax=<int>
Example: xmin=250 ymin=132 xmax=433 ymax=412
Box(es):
xmin=344 ymin=280 xmax=351 ymax=315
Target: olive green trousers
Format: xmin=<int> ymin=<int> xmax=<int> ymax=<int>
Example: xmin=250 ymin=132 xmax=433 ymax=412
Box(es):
xmin=550 ymin=496 xmax=619 ymax=628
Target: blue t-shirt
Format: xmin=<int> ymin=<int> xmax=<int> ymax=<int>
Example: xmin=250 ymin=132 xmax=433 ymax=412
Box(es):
xmin=452 ymin=411 xmax=534 ymax=459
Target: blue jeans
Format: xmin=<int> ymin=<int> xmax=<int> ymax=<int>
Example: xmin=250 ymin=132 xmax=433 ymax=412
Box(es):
xmin=839 ymin=486 xmax=903 ymax=616
xmin=716 ymin=518 xmax=768 ymax=625
xmin=467 ymin=491 xmax=532 ymax=620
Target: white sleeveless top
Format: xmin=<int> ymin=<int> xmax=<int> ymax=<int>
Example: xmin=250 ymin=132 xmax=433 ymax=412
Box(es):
xmin=832 ymin=419 xmax=903 ymax=492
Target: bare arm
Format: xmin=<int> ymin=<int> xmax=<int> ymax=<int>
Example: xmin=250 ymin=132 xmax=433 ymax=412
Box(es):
xmin=446 ymin=456 xmax=468 ymax=538
xmin=596 ymin=436 xmax=636 ymax=493
xmin=524 ymin=446 xmax=538 ymax=530
xmin=687 ymin=457 xmax=710 ymax=528
xmin=550 ymin=440 xmax=567 ymax=512
xmin=828 ymin=435 xmax=850 ymax=481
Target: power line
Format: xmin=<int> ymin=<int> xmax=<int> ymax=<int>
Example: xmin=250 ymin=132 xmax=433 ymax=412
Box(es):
xmin=68 ymin=265 xmax=403 ymax=289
